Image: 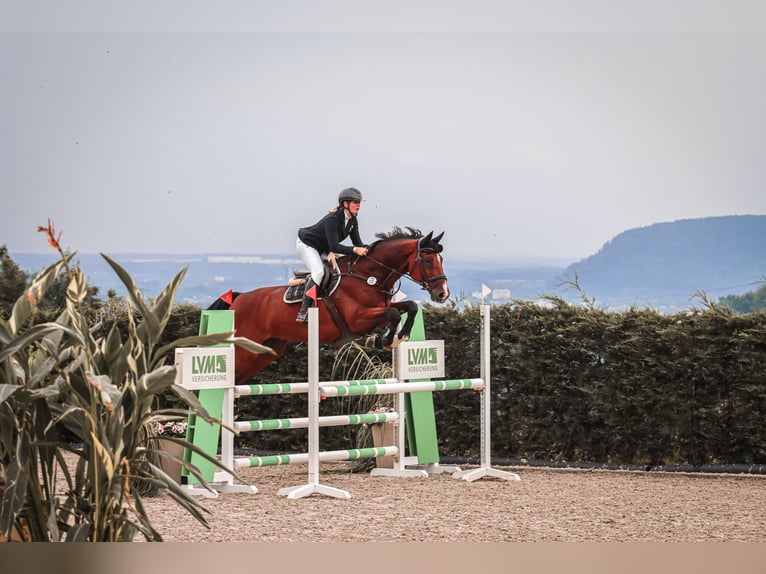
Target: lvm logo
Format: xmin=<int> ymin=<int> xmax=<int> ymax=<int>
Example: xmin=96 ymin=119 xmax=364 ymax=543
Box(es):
xmin=407 ymin=347 xmax=438 ymax=366
xmin=192 ymin=353 xmax=228 ymax=374
xmin=396 ymin=340 xmax=444 ymax=379
xmin=176 ymin=346 xmax=234 ymax=389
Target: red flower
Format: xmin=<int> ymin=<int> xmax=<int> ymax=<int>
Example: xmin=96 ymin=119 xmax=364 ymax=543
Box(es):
xmin=37 ymin=218 xmax=62 ymax=251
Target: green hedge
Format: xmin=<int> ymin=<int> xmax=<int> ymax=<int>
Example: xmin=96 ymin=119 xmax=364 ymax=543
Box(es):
xmin=425 ymin=301 xmax=766 ymax=466
xmin=163 ymin=301 xmax=766 ymax=466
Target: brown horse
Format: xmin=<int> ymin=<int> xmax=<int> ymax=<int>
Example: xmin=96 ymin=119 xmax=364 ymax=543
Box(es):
xmin=209 ymin=228 xmax=449 ymax=383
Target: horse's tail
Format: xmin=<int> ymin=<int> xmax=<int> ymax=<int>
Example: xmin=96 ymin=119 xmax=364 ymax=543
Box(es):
xmin=207 ymin=290 xmax=241 ymax=310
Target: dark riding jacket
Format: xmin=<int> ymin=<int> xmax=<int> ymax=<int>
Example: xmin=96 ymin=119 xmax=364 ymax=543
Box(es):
xmin=298 ymin=208 xmax=364 ymax=256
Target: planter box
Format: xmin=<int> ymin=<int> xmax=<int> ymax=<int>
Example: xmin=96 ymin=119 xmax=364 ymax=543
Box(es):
xmin=370 ymin=422 xmax=395 ymax=469
xmin=157 ymin=438 xmax=185 ymax=483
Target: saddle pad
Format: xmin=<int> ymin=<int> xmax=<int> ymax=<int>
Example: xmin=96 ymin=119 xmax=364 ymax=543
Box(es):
xmin=282 ymin=271 xmax=342 ymax=304
xmin=283 ymin=283 xmax=305 ymax=304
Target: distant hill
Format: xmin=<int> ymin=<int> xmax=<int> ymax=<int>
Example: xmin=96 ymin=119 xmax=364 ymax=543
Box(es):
xmin=556 ymin=215 xmax=766 ymax=310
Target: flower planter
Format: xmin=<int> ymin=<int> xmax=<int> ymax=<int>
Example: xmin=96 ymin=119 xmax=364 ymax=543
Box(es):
xmin=157 ymin=438 xmax=185 ymax=483
xmin=370 ymin=422 xmax=395 ymax=468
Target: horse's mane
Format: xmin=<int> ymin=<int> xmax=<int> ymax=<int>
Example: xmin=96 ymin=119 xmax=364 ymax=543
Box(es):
xmin=367 ymin=227 xmax=443 ymax=255
xmin=373 ymin=226 xmax=423 ymax=242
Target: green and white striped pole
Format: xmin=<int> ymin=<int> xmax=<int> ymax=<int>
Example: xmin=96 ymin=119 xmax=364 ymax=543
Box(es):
xmin=234 ymin=411 xmax=400 ymax=433
xmin=320 ymin=379 xmax=485 ymax=397
xmin=234 ymin=378 xmax=397 ymax=396
xmin=234 ymin=446 xmax=399 ymax=469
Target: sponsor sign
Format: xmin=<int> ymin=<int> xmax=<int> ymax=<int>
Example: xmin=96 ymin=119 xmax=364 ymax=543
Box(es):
xmin=175 ymin=346 xmax=235 ymax=390
xmin=396 ymin=340 xmax=445 ymax=380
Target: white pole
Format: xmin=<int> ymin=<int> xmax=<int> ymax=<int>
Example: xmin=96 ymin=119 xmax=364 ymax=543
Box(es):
xmin=453 ymin=304 xmax=520 ymax=482
xmin=219 ymin=385 xmax=236 ymax=486
xmin=481 ymin=302 xmax=491 ymax=466
xmin=307 ymin=305 xmax=319 ymax=486
xmin=278 ymin=307 xmax=351 ymax=499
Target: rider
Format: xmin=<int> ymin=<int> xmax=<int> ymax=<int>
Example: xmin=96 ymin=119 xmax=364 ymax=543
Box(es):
xmin=295 ymin=187 xmax=369 ymax=322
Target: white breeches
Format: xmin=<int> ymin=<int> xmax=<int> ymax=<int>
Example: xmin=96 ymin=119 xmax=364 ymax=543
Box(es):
xmin=296 ymin=237 xmax=325 ymax=285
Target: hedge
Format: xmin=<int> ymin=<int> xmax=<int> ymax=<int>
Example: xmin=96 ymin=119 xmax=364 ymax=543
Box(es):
xmin=164 ymin=301 xmax=766 ymax=466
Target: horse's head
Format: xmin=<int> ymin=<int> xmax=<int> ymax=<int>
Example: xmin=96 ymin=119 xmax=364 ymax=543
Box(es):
xmin=367 ymin=227 xmax=450 ymax=303
xmin=410 ymin=231 xmax=450 ymax=303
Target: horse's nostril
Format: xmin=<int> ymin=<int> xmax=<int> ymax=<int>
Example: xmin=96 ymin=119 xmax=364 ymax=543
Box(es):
xmin=430 ymin=282 xmax=450 ymax=303
xmin=432 ymin=289 xmax=449 ymax=303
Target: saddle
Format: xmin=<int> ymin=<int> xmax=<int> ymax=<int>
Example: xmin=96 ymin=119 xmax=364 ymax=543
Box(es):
xmin=283 ymin=256 xmax=342 ymax=304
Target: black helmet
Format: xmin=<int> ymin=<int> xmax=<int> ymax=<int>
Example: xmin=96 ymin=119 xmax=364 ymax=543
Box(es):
xmin=338 ymin=187 xmax=363 ymax=204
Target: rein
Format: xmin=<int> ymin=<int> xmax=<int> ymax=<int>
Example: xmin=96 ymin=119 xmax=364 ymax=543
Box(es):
xmin=345 ymin=248 xmax=445 ymax=296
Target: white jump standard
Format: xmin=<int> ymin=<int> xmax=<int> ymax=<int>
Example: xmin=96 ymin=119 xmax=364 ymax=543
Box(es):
xmin=176 ymin=303 xmax=519 ymax=498
xmin=452 ymin=305 xmax=520 ymax=482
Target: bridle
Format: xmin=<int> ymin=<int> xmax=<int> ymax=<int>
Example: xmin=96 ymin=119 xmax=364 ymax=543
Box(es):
xmin=345 ymin=240 xmax=447 ymax=296
xmin=414 ymin=247 xmax=448 ymax=289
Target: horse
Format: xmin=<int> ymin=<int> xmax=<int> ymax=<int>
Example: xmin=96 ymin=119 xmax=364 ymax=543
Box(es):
xmin=208 ymin=227 xmax=450 ymax=383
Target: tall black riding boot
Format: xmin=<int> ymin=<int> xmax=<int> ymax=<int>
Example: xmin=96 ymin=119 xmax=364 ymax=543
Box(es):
xmin=295 ymin=278 xmax=315 ymax=323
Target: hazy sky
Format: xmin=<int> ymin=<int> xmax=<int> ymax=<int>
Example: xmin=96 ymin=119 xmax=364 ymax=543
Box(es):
xmin=3 ymin=3 xmax=765 ymax=262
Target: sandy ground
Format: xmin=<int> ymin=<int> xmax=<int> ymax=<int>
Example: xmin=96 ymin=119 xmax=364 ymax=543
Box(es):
xmin=140 ymin=462 xmax=766 ymax=542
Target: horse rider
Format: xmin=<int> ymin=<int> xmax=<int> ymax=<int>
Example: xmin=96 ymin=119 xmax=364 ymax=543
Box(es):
xmin=295 ymin=187 xmax=369 ymax=322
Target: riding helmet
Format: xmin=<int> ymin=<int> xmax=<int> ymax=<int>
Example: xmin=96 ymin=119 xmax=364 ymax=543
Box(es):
xmin=338 ymin=187 xmax=363 ymax=204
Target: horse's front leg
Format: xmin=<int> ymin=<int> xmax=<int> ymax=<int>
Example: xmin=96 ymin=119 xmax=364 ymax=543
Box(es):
xmin=363 ymin=302 xmax=420 ymax=349
xmin=363 ymin=307 xmax=402 ymax=349
xmin=391 ymin=301 xmax=419 ymax=343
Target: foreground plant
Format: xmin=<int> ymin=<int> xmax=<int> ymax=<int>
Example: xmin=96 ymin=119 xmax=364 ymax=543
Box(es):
xmin=0 ymin=221 xmax=272 ymax=541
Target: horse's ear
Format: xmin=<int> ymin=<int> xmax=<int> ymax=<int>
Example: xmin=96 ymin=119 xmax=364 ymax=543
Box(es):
xmin=433 ymin=231 xmax=444 ymax=244
xmin=419 ymin=231 xmax=433 ymax=250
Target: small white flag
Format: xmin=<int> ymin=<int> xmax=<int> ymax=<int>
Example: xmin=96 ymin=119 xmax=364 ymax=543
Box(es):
xmin=481 ymin=284 xmax=491 ymax=299
xmin=392 ymin=290 xmax=407 ymax=303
